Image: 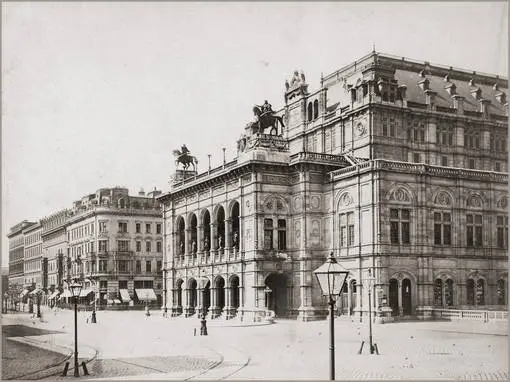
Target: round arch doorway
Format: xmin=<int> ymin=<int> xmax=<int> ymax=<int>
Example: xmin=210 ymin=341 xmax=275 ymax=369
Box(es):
xmin=265 ymin=273 xmax=289 ymax=318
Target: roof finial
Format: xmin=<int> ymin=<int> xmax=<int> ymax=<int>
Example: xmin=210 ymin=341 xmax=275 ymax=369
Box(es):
xmin=372 ymin=42 xmax=376 ymax=53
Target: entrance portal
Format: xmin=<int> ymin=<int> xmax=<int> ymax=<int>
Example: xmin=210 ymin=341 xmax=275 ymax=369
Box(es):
xmin=402 ymin=278 xmax=412 ymax=315
xmin=389 ymin=279 xmax=398 ymax=316
xmin=265 ymin=273 xmax=288 ymax=318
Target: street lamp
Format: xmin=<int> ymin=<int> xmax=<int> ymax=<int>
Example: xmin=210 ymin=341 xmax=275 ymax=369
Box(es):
xmin=163 ymin=269 xmax=168 ymax=317
xmin=36 ymin=290 xmax=41 ymax=318
xmin=69 ymin=280 xmax=83 ymax=377
xmin=314 ymin=252 xmax=349 ymax=381
xmin=366 ymin=269 xmax=376 ymax=354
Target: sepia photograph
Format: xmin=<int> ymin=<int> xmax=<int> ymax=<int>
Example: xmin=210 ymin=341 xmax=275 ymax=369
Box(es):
xmin=2 ymin=1 xmax=508 ymax=380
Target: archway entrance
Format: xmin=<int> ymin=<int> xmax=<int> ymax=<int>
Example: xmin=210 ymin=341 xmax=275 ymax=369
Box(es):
xmin=188 ymin=279 xmax=197 ymax=317
xmin=389 ymin=279 xmax=398 ymax=316
xmin=203 ymin=281 xmax=211 ymax=316
xmin=176 ymin=279 xmax=184 ymax=314
xmin=402 ymin=278 xmax=412 ymax=315
xmin=214 ymin=277 xmax=225 ymax=318
xmin=265 ymin=273 xmax=288 ymax=318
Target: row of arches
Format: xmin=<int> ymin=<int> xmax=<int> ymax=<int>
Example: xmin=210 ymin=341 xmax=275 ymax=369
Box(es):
xmin=173 ymin=275 xmax=240 ymax=318
xmin=433 ymin=277 xmax=507 ymax=307
xmin=175 ymin=202 xmax=240 ymax=256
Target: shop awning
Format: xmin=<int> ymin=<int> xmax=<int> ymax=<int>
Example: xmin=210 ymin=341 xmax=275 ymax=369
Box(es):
xmin=79 ymin=289 xmax=93 ymax=297
xmin=19 ymin=289 xmax=29 ymax=297
xmin=113 ymin=299 xmax=121 ymax=304
xmin=135 ymin=289 xmax=157 ymax=301
xmin=48 ymin=291 xmax=60 ymax=300
xmin=29 ymin=288 xmax=41 ymax=295
xmin=119 ymin=289 xmax=131 ymax=302
xmin=60 ymin=290 xmax=72 ymax=298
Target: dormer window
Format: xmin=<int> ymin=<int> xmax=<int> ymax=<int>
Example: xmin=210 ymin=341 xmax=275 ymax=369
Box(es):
xmin=471 ymin=87 xmax=482 ymax=100
xmin=495 ymin=92 xmax=506 ymax=105
xmin=418 ymin=78 xmax=430 ymax=91
xmin=307 ymin=102 xmax=313 ymax=121
xmin=444 ymin=82 xmax=456 ymax=96
xmin=313 ymin=100 xmax=319 ymax=119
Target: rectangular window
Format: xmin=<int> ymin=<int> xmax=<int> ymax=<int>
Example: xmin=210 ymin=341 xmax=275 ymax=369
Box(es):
xmin=146 ymin=223 xmax=151 ymax=234
xmin=264 ymin=219 xmax=273 ymax=250
xmin=441 ymin=156 xmax=448 ymax=167
xmin=136 ymin=223 xmax=141 ymax=234
xmin=434 ymin=212 xmax=452 ymax=245
xmin=496 ymin=216 xmax=508 ymax=249
xmin=390 ymin=209 xmax=410 ymax=244
xmin=135 ymin=260 xmax=141 ymax=274
xmin=146 ymin=241 xmax=151 ymax=252
xmin=118 ymin=260 xmax=128 ymax=272
xmin=339 ymin=212 xmax=354 ymax=247
xmin=90 ymin=242 xmax=94 ymax=253
xmin=156 ymin=241 xmax=162 ymax=253
xmin=156 ymin=223 xmax=162 ymax=234
xmin=119 ymin=280 xmax=128 ymax=289
xmin=136 ymin=241 xmax=141 ymax=252
xmin=157 ymin=260 xmax=162 ymax=274
xmin=118 ymin=222 xmax=128 ymax=233
xmin=99 ymin=221 xmax=107 ymax=233
xmin=146 ymin=261 xmax=152 ymax=273
xmin=468 ymin=159 xmax=475 ymax=169
xmin=98 ymin=240 xmax=108 ymax=252
xmin=98 ymin=260 xmax=107 ymax=272
xmin=99 ymin=280 xmax=107 ymax=289
xmin=277 ymin=219 xmax=287 ymax=250
xmin=495 ymin=162 xmax=501 ymax=172
xmin=413 ymin=153 xmax=421 ymax=163
xmin=466 ymin=214 xmax=482 ymax=248
xmin=118 ymin=240 xmax=129 ymax=252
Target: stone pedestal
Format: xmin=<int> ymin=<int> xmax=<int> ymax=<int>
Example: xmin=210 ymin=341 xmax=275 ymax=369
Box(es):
xmin=375 ymin=306 xmax=394 ymax=323
xmin=416 ymin=306 xmax=434 ymax=320
xmin=296 ymin=306 xmax=324 ymax=322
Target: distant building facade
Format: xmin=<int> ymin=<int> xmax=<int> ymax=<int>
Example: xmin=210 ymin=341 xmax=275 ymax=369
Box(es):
xmin=160 ymin=51 xmax=508 ymax=322
xmin=7 ymin=220 xmax=35 ymax=299
xmin=7 ymin=187 xmax=164 ymax=309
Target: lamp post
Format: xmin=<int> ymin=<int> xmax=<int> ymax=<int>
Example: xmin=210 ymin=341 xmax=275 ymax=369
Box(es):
xmin=69 ymin=280 xmax=83 ymax=377
xmin=366 ymin=269 xmax=375 ymax=354
xmin=163 ymin=269 xmax=168 ymax=317
xmin=3 ymin=292 xmax=8 ymax=314
xmin=314 ymin=252 xmax=349 ymax=381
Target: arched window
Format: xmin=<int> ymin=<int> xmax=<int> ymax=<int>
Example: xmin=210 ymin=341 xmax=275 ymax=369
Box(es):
xmin=307 ymin=103 xmax=313 ymax=122
xmin=466 ymin=279 xmax=475 ymax=305
xmin=497 ymin=279 xmax=506 ymax=305
xmin=445 ymin=279 xmax=454 ymax=306
xmin=313 ymin=100 xmax=319 ymax=119
xmin=177 ymin=217 xmax=185 ymax=257
xmin=476 ymin=279 xmax=485 ymax=305
xmin=434 ymin=279 xmax=443 ymax=306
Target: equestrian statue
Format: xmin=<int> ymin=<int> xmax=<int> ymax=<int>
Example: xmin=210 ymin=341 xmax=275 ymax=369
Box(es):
xmin=250 ymin=100 xmax=285 ymax=135
xmin=172 ymin=144 xmax=198 ymax=172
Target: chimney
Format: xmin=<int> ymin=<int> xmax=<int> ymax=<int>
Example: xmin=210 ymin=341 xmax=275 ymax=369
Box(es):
xmin=480 ymin=99 xmax=491 ymax=117
xmin=138 ymin=188 xmax=145 ymax=196
xmin=425 ymin=90 xmax=437 ymax=110
xmin=471 ymin=87 xmax=482 ymax=100
xmin=495 ymin=92 xmax=506 ymax=105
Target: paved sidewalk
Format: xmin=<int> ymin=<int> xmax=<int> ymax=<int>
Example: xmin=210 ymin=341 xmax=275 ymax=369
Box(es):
xmin=2 ymin=308 xmax=507 ymax=380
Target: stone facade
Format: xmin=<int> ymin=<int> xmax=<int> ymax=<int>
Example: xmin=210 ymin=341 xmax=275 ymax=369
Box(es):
xmin=159 ymin=51 xmax=508 ymax=322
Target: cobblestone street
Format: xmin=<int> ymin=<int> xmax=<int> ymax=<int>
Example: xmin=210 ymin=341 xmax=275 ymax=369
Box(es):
xmin=2 ymin=308 xmax=508 ymax=380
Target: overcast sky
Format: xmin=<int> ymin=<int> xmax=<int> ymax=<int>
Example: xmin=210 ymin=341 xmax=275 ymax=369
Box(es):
xmin=2 ymin=2 xmax=508 ymax=265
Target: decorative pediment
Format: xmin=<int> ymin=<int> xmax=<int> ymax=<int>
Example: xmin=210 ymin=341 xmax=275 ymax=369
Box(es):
xmin=496 ymin=196 xmax=508 ymax=209
xmin=466 ymin=194 xmax=483 ymax=208
xmin=388 ymin=187 xmax=411 ymax=203
xmin=434 ymin=191 xmax=452 ymax=206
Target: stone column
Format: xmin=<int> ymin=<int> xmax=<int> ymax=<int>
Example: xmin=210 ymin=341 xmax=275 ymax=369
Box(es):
xmin=225 ymin=218 xmax=232 ymax=252
xmin=184 ymin=288 xmax=191 ymax=317
xmin=197 ymin=287 xmax=203 ymax=317
xmin=211 ymin=223 xmax=217 ymax=250
xmin=197 ymin=224 xmax=203 ymax=253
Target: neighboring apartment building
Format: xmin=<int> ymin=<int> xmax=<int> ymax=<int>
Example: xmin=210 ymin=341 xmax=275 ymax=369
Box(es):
xmin=65 ymin=187 xmax=164 ymax=307
xmin=7 ymin=187 xmax=164 ymax=309
xmin=40 ymin=209 xmax=68 ymax=305
xmin=159 ymin=51 xmax=508 ymax=322
xmin=7 ymin=220 xmax=35 ymax=300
